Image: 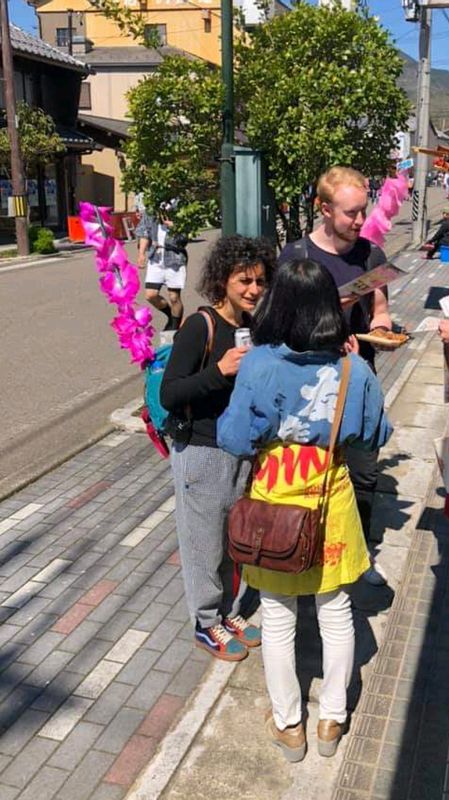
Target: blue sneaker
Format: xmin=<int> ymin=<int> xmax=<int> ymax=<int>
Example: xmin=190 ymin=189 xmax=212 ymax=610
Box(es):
xmin=224 ymin=615 xmax=262 ymax=648
xmin=194 ymin=622 xmax=248 ymax=662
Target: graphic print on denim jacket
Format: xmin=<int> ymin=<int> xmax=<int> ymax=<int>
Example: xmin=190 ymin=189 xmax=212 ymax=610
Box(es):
xmin=217 ymin=346 xmax=393 ymax=458
xmin=278 ymin=365 xmax=341 ymax=442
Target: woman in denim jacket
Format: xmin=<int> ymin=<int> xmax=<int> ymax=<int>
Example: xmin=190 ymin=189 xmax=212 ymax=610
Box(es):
xmin=218 ymin=258 xmax=392 ymax=762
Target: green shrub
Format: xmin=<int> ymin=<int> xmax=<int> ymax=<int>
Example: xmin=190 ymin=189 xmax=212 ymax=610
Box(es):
xmin=28 ymin=226 xmax=55 ymax=254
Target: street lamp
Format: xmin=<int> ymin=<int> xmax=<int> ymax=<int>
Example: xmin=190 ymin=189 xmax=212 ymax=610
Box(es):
xmin=401 ymin=0 xmax=420 ymax=21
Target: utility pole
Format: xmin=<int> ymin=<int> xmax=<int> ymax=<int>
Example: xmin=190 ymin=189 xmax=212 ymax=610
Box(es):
xmin=0 ymin=0 xmax=30 ymax=255
xmin=412 ymin=5 xmax=432 ymax=245
xmin=67 ymin=9 xmax=73 ymax=56
xmin=220 ymin=0 xmax=236 ymax=236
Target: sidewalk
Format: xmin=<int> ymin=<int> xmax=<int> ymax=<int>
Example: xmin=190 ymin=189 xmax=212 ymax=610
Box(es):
xmin=0 ymin=195 xmax=448 ymax=800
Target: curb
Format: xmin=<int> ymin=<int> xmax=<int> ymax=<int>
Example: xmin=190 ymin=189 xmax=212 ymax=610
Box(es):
xmin=110 ymin=397 xmax=146 ymax=433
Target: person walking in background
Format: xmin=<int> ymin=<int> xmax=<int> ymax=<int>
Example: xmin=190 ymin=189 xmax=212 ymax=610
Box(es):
xmin=279 ymin=167 xmax=393 ymax=585
xmin=218 ymin=258 xmax=392 ymax=761
xmin=422 ymin=208 xmax=449 ymax=260
xmin=161 ymin=235 xmax=276 ymax=661
xmin=137 ymin=201 xmax=188 ymax=331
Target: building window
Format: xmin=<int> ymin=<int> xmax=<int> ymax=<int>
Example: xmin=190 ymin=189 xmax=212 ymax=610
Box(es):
xmin=79 ymin=82 xmax=92 ymax=110
xmin=204 ymin=17 xmax=211 ymax=32
xmin=144 ymin=24 xmax=167 ymax=46
xmin=56 ymin=28 xmax=70 ymax=47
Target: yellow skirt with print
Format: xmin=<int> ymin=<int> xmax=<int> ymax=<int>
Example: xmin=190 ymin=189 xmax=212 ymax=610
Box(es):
xmin=242 ymin=443 xmax=370 ymax=596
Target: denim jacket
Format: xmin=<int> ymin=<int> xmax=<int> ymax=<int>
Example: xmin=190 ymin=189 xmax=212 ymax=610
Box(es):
xmin=217 ymin=346 xmax=393 ymax=458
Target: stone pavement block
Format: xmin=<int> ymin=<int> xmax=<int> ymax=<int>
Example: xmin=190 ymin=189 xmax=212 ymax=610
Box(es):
xmin=6 ymin=595 xmax=53 ymax=626
xmin=121 ymin=574 xmax=158 ymax=614
xmin=72 ymin=564 xmax=111 ymax=590
xmin=10 ymin=612 xmax=59 ymax=648
xmin=39 ymin=695 xmax=94 ymax=741
xmin=52 ymin=602 xmax=92 ymax=636
xmin=0 ymin=567 xmax=41 ymax=593
xmin=97 ymin=611 xmax=138 ymax=643
xmin=14 ymin=765 xmax=68 ymax=800
xmin=115 ymin=649 xmax=160 ymax=686
xmin=155 ymin=577 xmax=185 ymax=606
xmin=105 ymin=629 xmax=149 ymax=664
xmin=65 ymin=638 xmax=112 ymax=676
xmin=0 ymin=553 xmax=35 ymax=579
xmin=137 ymin=692 xmax=185 ymax=740
xmin=371 ymin=768 xmax=408 ymax=799
xmin=48 ymin=720 xmax=103 ymax=771
xmin=0 ymin=662 xmax=34 ymax=705
xmin=350 ymin=714 xmax=387 ymax=741
xmin=389 ymin=400 xmax=448 ymax=430
xmin=58 ymin=620 xmax=102 ymax=653
xmin=154 ymin=638 xmax=194 ymax=674
xmin=146 ymin=564 xmax=180 ymax=588
xmin=127 ymin=669 xmax=172 ymax=711
xmin=345 ymin=736 xmax=382 ymax=766
xmin=74 ymin=660 xmax=123 ymax=700
xmin=25 ymin=649 xmax=74 ymax=687
xmin=0 ymin=684 xmax=43 ymax=729
xmin=35 ymin=573 xmax=80 ymax=601
xmin=376 ymin=456 xmax=435 ymax=500
xmin=0 ymin=785 xmax=19 ymax=800
xmin=94 ymin=707 xmax=146 ymax=754
xmin=131 ymin=601 xmax=171 ymax=633
xmin=0 ymin=708 xmax=49 ymax=756
xmin=56 ymin=750 xmax=115 ymax=800
xmin=166 ymin=595 xmax=190 ymax=623
xmin=0 ymin=736 xmax=58 ymax=789
xmin=112 ymin=572 xmax=150 ymax=599
xmin=106 ymin=558 xmax=142 ymax=583
xmin=87 ymin=784 xmax=126 ymax=800
xmin=31 ymin=670 xmax=82 ymax=714
xmin=103 ymin=735 xmax=157 ymax=787
xmin=0 ymin=623 xmax=21 ymax=646
xmin=85 ymin=682 xmax=134 ymax=726
xmin=88 ymin=594 xmax=125 ymax=625
xmin=19 ymin=631 xmax=66 ymax=666
xmin=67 ymin=551 xmax=103 ymax=576
xmin=166 ymin=656 xmax=209 ymax=698
xmin=142 ymin=619 xmax=184 ymax=652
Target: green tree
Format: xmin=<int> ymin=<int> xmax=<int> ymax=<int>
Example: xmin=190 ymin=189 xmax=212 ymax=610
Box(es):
xmin=0 ymin=102 xmax=65 ymax=177
xmin=236 ymin=1 xmax=411 ymax=237
xmin=123 ymin=56 xmax=223 ymax=236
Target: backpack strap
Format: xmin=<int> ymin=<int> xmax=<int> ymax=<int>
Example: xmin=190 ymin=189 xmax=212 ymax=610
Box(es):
xmin=197 ymin=308 xmax=216 ymax=369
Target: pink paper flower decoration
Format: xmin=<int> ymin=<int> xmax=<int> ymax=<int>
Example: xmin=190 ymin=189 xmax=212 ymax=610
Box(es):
xmin=79 ymin=202 xmax=155 ymax=368
xmin=361 ymin=170 xmax=410 ymax=248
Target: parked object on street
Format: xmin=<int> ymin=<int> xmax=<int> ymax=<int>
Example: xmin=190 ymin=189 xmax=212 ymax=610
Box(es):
xmin=160 ymin=235 xmax=276 ymax=662
xmin=218 ymin=258 xmax=392 ymax=761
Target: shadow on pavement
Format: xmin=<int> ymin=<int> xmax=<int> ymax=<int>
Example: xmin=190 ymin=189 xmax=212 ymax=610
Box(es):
xmin=389 ymin=495 xmax=449 ymax=800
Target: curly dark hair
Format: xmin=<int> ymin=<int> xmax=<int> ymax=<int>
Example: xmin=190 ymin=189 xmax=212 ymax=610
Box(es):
xmin=197 ymin=235 xmax=277 ymax=304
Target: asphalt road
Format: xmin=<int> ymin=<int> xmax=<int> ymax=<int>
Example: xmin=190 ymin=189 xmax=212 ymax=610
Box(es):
xmin=0 ymin=231 xmax=218 ymax=499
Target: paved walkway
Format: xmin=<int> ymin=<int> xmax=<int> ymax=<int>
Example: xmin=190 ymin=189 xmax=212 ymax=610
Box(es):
xmin=0 ymin=193 xmax=448 ymax=800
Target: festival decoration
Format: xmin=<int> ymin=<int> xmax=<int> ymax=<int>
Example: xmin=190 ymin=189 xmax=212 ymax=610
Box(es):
xmin=79 ymin=202 xmax=155 ymax=367
xmin=361 ymin=170 xmax=409 ymax=248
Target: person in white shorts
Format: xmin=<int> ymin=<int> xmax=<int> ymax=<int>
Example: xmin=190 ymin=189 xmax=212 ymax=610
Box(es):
xmin=137 ymin=204 xmax=188 ymax=331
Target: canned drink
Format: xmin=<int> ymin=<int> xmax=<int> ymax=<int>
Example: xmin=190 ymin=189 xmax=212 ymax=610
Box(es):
xmin=234 ymin=328 xmax=252 ymax=348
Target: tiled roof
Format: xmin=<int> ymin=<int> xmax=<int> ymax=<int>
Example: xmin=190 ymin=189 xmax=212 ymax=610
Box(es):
xmin=78 ymin=115 xmax=130 ymax=139
xmin=2 ymin=24 xmax=89 ymax=73
xmin=56 ymin=125 xmax=95 ymax=147
xmin=80 ymin=45 xmax=201 ymax=67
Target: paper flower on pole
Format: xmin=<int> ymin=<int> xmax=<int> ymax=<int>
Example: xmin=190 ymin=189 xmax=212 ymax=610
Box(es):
xmin=361 ymin=170 xmax=410 ymax=249
xmin=79 ymin=203 xmax=155 ymax=368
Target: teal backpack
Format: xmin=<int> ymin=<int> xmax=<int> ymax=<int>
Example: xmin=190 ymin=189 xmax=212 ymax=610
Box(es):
xmin=142 ymin=309 xmax=215 ymax=455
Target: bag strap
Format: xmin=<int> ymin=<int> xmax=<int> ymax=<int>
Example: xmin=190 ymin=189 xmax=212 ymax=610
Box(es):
xmin=198 ymin=309 xmax=215 ymax=369
xmin=319 ymin=356 xmax=351 ymax=501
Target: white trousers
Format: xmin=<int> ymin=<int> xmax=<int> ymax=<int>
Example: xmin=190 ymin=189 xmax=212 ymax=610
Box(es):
xmin=261 ymin=589 xmax=354 ymax=730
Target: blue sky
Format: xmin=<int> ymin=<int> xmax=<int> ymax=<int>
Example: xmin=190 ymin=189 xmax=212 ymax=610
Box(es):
xmin=8 ymin=0 xmax=449 ymax=69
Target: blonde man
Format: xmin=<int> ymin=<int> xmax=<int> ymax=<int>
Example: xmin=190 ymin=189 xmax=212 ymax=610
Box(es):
xmin=279 ymin=166 xmax=392 ymax=586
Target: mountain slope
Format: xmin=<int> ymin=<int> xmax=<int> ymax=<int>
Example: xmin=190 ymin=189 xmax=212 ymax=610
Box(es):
xmin=399 ymin=50 xmax=449 ymax=129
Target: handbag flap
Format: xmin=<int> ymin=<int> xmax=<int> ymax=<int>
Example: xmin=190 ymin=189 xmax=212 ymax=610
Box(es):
xmin=229 ymin=496 xmax=317 ymax=560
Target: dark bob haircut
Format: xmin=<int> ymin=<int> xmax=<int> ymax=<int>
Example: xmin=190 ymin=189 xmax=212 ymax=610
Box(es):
xmin=253 ymin=258 xmax=348 ymax=352
xmin=197 ymin=235 xmax=276 ymax=304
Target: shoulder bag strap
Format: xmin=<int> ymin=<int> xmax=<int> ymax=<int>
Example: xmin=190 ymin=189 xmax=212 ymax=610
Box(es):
xmin=319 ymin=356 xmax=351 ymax=502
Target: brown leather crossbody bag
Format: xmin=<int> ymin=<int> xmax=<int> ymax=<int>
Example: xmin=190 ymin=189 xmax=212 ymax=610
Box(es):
xmin=228 ymin=357 xmax=351 ymax=574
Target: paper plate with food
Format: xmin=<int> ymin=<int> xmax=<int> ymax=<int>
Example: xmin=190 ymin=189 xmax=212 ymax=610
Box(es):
xmin=356 ymin=328 xmax=410 ymax=349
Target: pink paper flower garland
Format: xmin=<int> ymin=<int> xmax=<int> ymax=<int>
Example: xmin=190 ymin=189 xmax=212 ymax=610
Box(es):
xmin=360 ymin=171 xmax=409 ymax=248
xmin=79 ymin=203 xmax=155 ymax=366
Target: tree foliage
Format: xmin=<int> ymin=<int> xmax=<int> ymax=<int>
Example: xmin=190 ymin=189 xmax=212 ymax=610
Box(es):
xmin=236 ymin=1 xmax=411 ymax=235
xmin=123 ymin=56 xmax=223 ymax=236
xmin=0 ymin=102 xmax=65 ymax=177
xmin=118 ymin=1 xmax=411 ymax=237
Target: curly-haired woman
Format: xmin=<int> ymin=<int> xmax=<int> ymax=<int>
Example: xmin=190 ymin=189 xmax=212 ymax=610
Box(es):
xmin=161 ymin=235 xmax=276 ymax=661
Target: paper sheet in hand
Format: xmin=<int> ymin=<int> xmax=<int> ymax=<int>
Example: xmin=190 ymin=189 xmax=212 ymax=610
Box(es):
xmin=338 ymin=263 xmax=406 ymax=299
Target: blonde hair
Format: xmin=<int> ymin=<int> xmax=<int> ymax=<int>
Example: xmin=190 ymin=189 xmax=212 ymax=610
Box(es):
xmin=317 ymin=166 xmax=367 ymax=205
